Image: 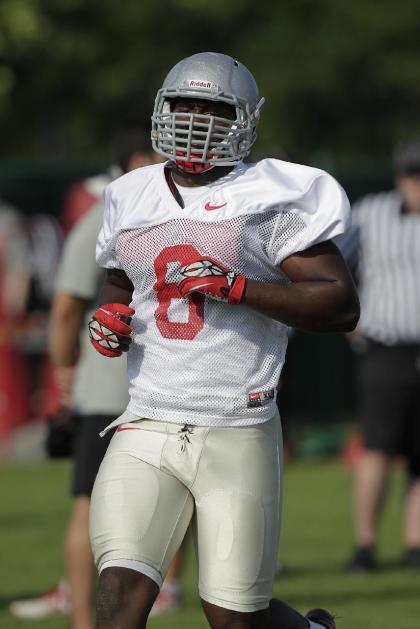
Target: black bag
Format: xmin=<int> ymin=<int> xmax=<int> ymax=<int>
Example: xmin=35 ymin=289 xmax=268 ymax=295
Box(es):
xmin=45 ymin=410 xmax=75 ymax=458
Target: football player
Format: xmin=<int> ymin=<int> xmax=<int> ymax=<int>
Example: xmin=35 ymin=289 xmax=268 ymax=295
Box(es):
xmin=88 ymin=52 xmax=359 ymax=629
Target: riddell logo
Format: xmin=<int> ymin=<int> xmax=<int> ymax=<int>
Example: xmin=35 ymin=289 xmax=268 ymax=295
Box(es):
xmin=189 ymin=80 xmax=215 ymax=89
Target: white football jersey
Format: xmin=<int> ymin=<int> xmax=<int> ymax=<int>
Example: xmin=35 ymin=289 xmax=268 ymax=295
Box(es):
xmin=97 ymin=159 xmax=350 ymax=427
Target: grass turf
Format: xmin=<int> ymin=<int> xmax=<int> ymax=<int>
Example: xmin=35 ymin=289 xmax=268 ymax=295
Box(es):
xmin=1 ymin=459 xmax=419 ymax=628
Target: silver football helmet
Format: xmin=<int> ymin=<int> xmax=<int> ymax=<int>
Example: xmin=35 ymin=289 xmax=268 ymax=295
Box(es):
xmin=151 ymin=52 xmax=264 ymax=172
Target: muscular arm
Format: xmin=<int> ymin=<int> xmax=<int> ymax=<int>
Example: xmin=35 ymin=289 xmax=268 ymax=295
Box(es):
xmin=99 ymin=268 xmax=134 ymax=306
xmin=49 ymin=269 xmax=133 ymax=365
xmin=244 ymin=240 xmax=360 ymax=333
xmin=48 ymin=292 xmax=88 ymax=366
xmin=48 ymin=292 xmax=88 ymax=407
xmin=88 ymin=269 xmax=134 ymax=358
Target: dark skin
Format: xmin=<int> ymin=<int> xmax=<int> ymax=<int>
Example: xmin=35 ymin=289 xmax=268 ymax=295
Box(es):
xmin=170 ymin=97 xmax=237 ymax=186
xmin=96 ymin=568 xmax=306 ymax=629
xmin=102 ymin=237 xmax=359 ymax=339
xmin=94 ymin=98 xmax=359 ymax=629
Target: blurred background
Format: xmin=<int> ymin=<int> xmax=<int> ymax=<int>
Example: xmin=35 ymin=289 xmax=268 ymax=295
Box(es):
xmin=1 ymin=1 xmax=420 ymax=628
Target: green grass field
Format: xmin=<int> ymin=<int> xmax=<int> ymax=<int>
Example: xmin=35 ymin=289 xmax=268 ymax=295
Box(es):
xmin=1 ymin=459 xmax=419 ymax=628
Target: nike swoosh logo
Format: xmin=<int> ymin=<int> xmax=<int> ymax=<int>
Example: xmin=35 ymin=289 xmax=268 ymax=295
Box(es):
xmin=204 ymin=202 xmax=227 ymax=211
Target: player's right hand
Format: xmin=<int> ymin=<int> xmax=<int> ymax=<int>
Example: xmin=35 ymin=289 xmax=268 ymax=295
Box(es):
xmin=88 ymin=303 xmax=134 ymax=358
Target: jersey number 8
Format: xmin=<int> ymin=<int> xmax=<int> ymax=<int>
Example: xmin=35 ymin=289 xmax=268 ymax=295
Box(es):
xmin=153 ymin=245 xmax=205 ymax=340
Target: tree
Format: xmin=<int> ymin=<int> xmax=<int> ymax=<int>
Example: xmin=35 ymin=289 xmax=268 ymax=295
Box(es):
xmin=0 ymin=0 xmax=419 ymax=168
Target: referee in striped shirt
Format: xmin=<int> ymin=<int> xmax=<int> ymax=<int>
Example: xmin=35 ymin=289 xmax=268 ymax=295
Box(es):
xmin=338 ymin=138 xmax=420 ymax=572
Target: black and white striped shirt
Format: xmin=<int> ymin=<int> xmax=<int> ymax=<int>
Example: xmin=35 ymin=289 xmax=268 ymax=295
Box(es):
xmin=336 ymin=190 xmax=420 ymax=345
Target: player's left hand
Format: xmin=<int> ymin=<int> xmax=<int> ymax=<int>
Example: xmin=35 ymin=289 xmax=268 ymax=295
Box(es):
xmin=177 ymin=257 xmax=246 ymax=304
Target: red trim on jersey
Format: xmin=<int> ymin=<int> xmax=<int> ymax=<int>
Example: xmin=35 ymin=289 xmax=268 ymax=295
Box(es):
xmin=116 ymin=426 xmax=140 ymax=432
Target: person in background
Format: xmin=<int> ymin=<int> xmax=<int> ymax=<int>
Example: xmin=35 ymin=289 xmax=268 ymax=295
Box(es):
xmin=21 ymin=212 xmax=63 ymax=420
xmin=0 ymin=202 xmax=31 ymax=444
xmin=0 ymin=202 xmax=30 ymax=320
xmin=9 ymin=128 xmax=184 ymax=627
xmin=337 ymin=138 xmax=420 ymax=572
xmin=60 ymin=171 xmax=118 ymax=236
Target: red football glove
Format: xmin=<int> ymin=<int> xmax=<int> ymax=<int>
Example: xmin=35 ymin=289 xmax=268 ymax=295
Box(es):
xmin=177 ymin=258 xmax=246 ymax=304
xmin=88 ymin=303 xmax=134 ymax=358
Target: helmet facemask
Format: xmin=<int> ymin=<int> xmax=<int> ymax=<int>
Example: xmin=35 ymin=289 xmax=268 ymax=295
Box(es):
xmin=152 ymin=91 xmax=263 ymax=172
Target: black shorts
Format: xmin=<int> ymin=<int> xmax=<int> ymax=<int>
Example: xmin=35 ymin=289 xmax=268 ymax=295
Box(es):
xmin=358 ymin=340 xmax=420 ymax=477
xmin=72 ymin=414 xmax=116 ymax=496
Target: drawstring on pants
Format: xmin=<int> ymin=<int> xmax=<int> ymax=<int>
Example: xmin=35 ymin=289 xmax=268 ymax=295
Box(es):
xmin=179 ymin=424 xmax=194 ymax=452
